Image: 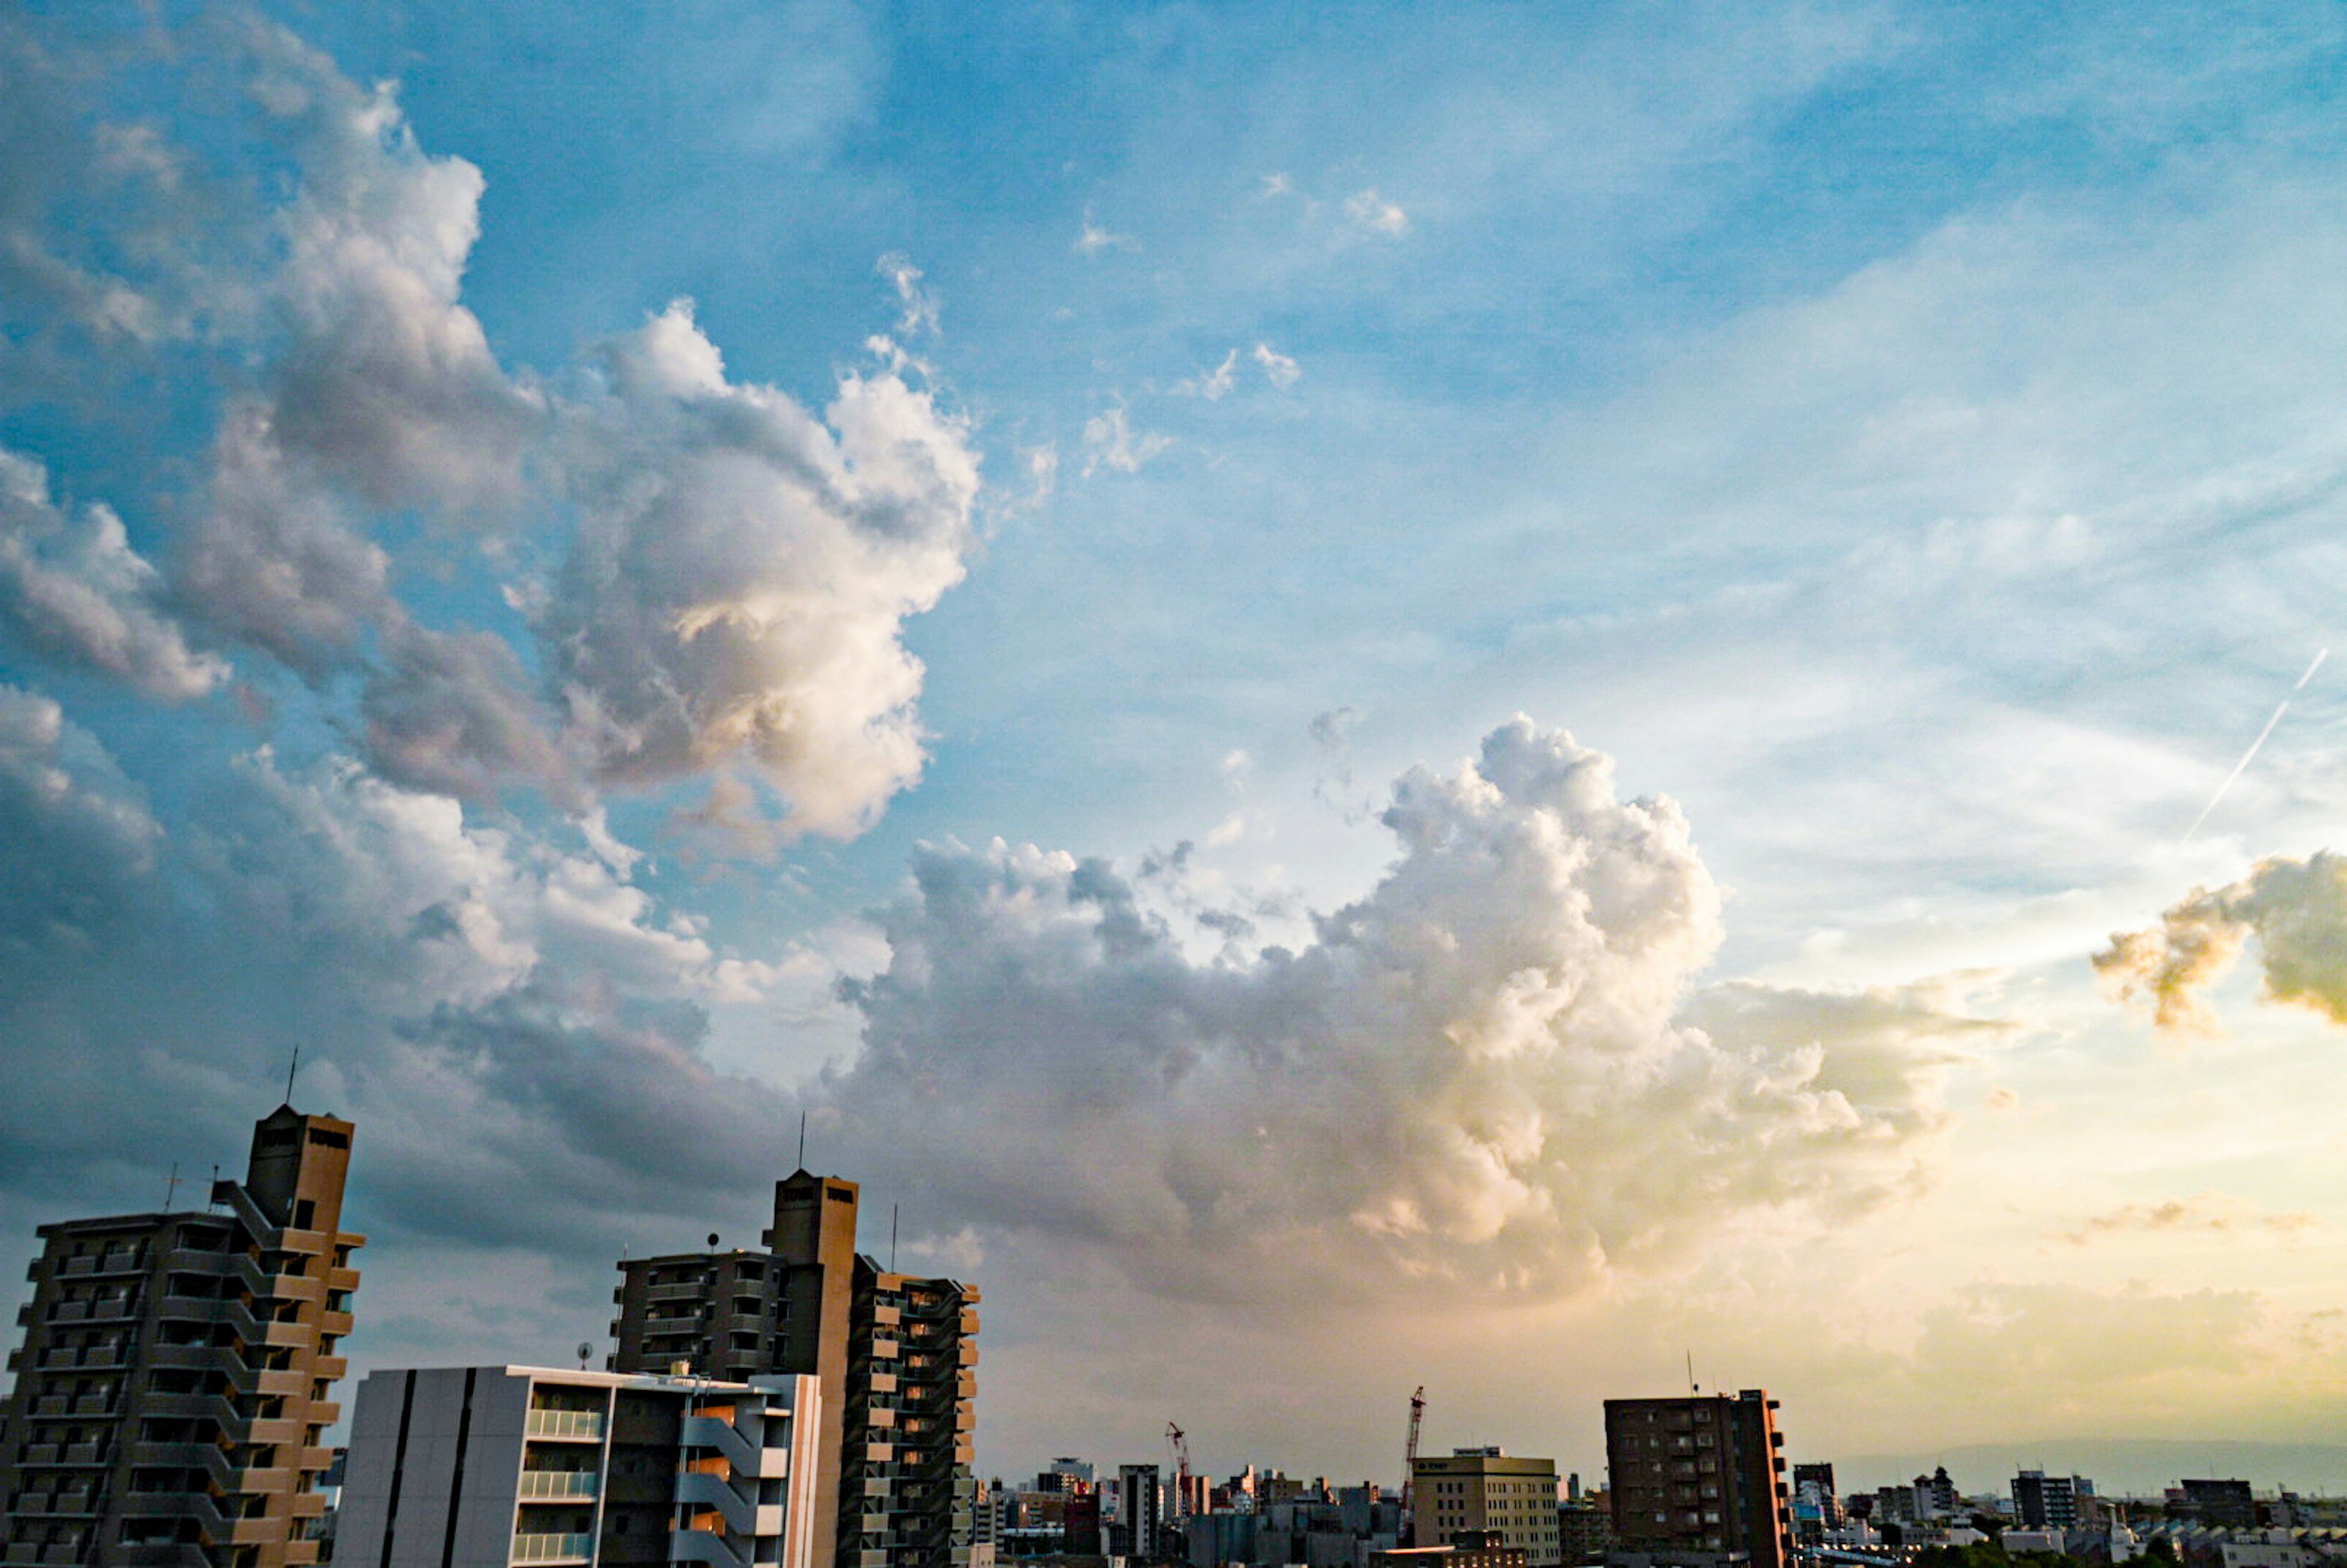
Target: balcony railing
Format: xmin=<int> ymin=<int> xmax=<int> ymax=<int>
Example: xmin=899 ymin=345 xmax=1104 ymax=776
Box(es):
xmin=524 ymin=1407 xmax=606 ymax=1440
xmin=517 ymin=1470 xmax=600 ymax=1499
xmin=510 ymin=1533 xmax=593 ymax=1564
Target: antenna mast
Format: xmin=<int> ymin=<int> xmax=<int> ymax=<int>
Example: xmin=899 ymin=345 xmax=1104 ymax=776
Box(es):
xmin=1402 ymin=1386 xmax=1426 ymax=1545
xmin=284 ymin=1044 xmax=301 ymax=1105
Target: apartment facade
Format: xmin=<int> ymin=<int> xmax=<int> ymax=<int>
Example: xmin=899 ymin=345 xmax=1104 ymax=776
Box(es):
xmin=1601 ymin=1391 xmax=1790 ymax=1568
xmin=1115 ymin=1464 xmax=1159 ymax=1558
xmin=334 ymin=1366 xmax=821 ymax=1568
xmin=2011 ymin=1472 xmax=2086 ymax=1531
xmin=610 ymin=1173 xmax=979 ymax=1568
xmin=0 ymin=1103 xmax=362 ymax=1568
xmin=1410 ymin=1450 xmax=1561 ymax=1567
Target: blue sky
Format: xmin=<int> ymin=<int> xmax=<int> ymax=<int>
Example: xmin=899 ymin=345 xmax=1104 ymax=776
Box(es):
xmin=9 ymin=0 xmax=2347 ymax=1491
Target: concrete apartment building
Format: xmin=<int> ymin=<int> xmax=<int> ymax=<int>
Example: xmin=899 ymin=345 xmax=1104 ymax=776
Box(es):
xmin=610 ymin=1172 xmax=979 ymax=1568
xmin=1411 ymin=1449 xmax=1562 ymax=1567
xmin=0 ymin=1102 xmax=363 ymax=1568
xmin=1601 ymin=1392 xmax=1791 ymax=1568
xmin=2011 ymin=1472 xmax=2090 ymax=1531
xmin=333 ymin=1366 xmax=822 ymax=1568
xmin=1116 ymin=1464 xmax=1161 ymax=1558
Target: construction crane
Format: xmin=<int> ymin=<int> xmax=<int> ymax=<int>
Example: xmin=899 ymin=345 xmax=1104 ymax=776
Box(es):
xmin=1401 ymin=1387 xmax=1426 ymax=1546
xmin=1166 ymin=1420 xmax=1194 ymax=1523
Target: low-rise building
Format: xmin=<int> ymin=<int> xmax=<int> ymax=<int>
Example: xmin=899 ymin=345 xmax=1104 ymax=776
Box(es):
xmin=334 ymin=1365 xmax=821 ymax=1568
xmin=1412 ymin=1449 xmax=1561 ymax=1567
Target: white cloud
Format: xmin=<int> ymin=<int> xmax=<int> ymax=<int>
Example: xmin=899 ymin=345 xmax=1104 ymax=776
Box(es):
xmin=1343 ymin=187 xmax=1411 ymax=237
xmin=1081 ymin=405 xmax=1172 ymax=477
xmin=241 ymin=18 xmax=541 ymax=515
xmin=1181 ymin=349 xmax=1239 ymax=401
xmin=0 ymin=449 xmax=226 ymax=699
xmin=548 ymin=301 xmax=982 ymax=838
xmin=1252 ymin=342 xmax=1301 ymax=387
xmin=822 ymin=718 xmax=1961 ymax=1306
xmin=877 ymin=251 xmax=939 ymax=337
xmin=1073 ymin=205 xmax=1137 ymax=256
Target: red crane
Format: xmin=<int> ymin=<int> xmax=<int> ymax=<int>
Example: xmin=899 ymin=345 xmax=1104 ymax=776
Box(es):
xmin=1167 ymin=1420 xmax=1194 ymax=1522
xmin=1401 ymin=1387 xmax=1426 ymax=1546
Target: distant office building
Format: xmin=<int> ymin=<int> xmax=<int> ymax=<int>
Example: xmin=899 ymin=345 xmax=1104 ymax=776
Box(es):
xmin=1788 ymin=1466 xmax=1837 ymax=1530
xmin=1412 ymin=1449 xmax=1562 ymax=1567
xmin=1042 ymin=1457 xmax=1093 ymax=1489
xmin=1062 ymin=1493 xmax=1101 ymax=1556
xmin=336 ymin=1365 xmax=821 ymax=1568
xmin=1120 ymin=1463 xmax=1162 ymax=1557
xmin=1602 ymin=1391 xmax=1791 ymax=1568
xmin=611 ymin=1171 xmax=979 ymax=1568
xmin=1560 ymin=1500 xmax=1614 ymax=1564
xmin=2180 ymin=1481 xmax=2257 ymax=1531
xmin=1919 ymin=1468 xmax=1956 ymax=1519
xmin=2013 ymin=1472 xmax=2087 ymax=1531
xmin=0 ymin=1102 xmax=363 ymax=1568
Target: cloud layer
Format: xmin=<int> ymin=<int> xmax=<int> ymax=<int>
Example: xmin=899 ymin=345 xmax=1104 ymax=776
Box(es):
xmin=824 ymin=717 xmax=1961 ymax=1305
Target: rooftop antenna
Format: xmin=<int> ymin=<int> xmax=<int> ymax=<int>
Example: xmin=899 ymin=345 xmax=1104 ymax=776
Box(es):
xmin=890 ymin=1203 xmax=899 ymax=1272
xmin=284 ymin=1044 xmax=301 ymax=1107
xmin=207 ymin=1164 xmax=222 ymax=1213
xmin=161 ymin=1162 xmax=181 ymax=1214
xmin=1687 ymin=1351 xmax=1698 ymax=1395
xmin=797 ymin=1111 xmax=807 ymax=1170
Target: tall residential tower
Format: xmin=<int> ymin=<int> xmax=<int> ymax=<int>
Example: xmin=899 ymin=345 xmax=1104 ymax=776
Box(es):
xmin=0 ymin=1104 xmax=364 ymax=1568
xmin=1602 ymin=1391 xmax=1790 ymax=1568
xmin=610 ymin=1173 xmax=979 ymax=1568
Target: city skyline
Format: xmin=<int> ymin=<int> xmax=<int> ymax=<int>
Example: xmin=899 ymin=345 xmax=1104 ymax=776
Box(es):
xmin=5 ymin=0 xmax=2347 ymax=1495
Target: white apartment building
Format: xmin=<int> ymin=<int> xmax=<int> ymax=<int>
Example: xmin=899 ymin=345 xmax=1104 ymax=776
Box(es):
xmin=335 ymin=1365 xmax=821 ymax=1568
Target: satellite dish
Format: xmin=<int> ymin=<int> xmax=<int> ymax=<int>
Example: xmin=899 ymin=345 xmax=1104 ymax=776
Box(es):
xmin=576 ymin=1341 xmax=593 ymax=1369
xmin=707 ymin=1232 xmax=721 ymax=1249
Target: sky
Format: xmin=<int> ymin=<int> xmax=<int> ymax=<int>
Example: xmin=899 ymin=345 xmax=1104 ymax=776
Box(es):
xmin=7 ymin=0 xmax=2347 ymax=1499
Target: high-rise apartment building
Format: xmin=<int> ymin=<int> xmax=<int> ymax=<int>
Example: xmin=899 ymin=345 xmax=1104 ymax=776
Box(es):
xmin=1410 ymin=1449 xmax=1561 ymax=1567
xmin=1115 ymin=1464 xmax=1159 ymax=1559
xmin=610 ymin=1172 xmax=978 ymax=1568
xmin=334 ymin=1365 xmax=823 ymax=1568
xmin=1602 ymin=1391 xmax=1791 ymax=1568
xmin=2011 ymin=1471 xmax=2088 ymax=1531
xmin=0 ymin=1102 xmax=363 ymax=1568
xmin=2177 ymin=1479 xmax=2253 ymax=1530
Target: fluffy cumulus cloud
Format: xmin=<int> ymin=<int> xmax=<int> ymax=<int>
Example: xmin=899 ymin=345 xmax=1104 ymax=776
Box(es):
xmin=548 ymin=302 xmax=981 ymax=837
xmin=0 ymin=450 xmax=225 ymax=699
xmin=821 ymin=718 xmax=1960 ymax=1305
xmin=1 ymin=20 xmax=985 ymax=838
xmin=2096 ymin=851 xmax=2347 ymax=1032
xmin=176 ymin=21 xmax=542 ymax=669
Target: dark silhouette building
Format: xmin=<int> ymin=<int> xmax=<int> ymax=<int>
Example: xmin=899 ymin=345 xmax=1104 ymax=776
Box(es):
xmin=1602 ymin=1391 xmax=1791 ymax=1568
xmin=0 ymin=1103 xmax=363 ymax=1568
xmin=611 ymin=1171 xmax=979 ymax=1568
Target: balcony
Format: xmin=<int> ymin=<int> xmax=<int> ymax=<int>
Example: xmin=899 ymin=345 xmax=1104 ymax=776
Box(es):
xmin=518 ymin=1468 xmax=600 ymax=1500
xmin=525 ymin=1407 xmax=606 ymax=1440
xmin=510 ymin=1533 xmax=593 ymax=1564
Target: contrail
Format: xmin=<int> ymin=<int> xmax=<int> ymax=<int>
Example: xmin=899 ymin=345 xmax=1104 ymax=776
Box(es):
xmin=2183 ymin=646 xmax=2328 ymax=843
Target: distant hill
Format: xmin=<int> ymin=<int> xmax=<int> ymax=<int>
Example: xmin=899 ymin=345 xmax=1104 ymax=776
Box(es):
xmin=1829 ymin=1441 xmax=2347 ymax=1499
